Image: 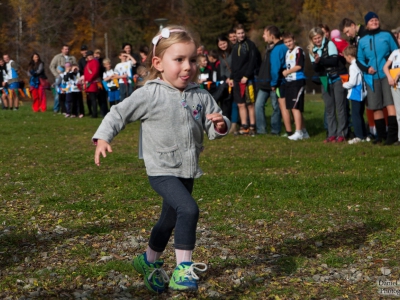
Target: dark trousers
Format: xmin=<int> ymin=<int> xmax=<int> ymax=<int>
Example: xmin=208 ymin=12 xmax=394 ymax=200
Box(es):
xmin=148 ymin=176 xmax=198 ymax=252
xmin=351 ymin=100 xmax=367 ymax=139
xmin=76 ymin=92 xmax=85 ymax=116
xmin=98 ymin=89 xmax=109 ymax=117
xmin=119 ymin=83 xmax=133 ymax=101
xmin=87 ymin=92 xmax=98 ymax=118
xmin=59 ymin=93 xmax=66 ymax=114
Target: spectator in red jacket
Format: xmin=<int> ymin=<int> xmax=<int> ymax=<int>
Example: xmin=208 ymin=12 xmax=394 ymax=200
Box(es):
xmin=84 ymin=50 xmax=100 ymax=118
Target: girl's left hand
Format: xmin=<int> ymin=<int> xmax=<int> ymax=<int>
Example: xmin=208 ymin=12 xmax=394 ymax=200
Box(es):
xmin=206 ymin=113 xmax=226 ymax=132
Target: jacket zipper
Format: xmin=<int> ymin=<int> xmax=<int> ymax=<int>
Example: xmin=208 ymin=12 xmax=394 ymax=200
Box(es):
xmin=372 ymin=35 xmax=380 ymax=79
xmin=182 ymin=91 xmax=193 ymax=176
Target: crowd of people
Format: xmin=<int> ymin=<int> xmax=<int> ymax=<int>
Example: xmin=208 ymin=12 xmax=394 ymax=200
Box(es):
xmin=197 ymin=12 xmax=400 ymax=145
xmin=2 ymin=10 xmax=400 ymax=145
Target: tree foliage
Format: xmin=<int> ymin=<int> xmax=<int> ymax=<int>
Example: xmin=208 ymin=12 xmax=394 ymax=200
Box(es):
xmin=0 ymin=0 xmax=398 ymax=80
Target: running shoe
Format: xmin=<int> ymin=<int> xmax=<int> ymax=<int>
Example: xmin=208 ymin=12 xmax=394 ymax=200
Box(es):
xmin=323 ymin=136 xmax=336 ymax=143
xmin=336 ymin=136 xmax=346 ymax=143
xmin=302 ymin=130 xmax=310 ymax=139
xmin=132 ymin=252 xmax=169 ymax=293
xmin=348 ymin=137 xmax=363 ymax=144
xmin=239 ymin=127 xmax=249 ymax=135
xmin=288 ymin=131 xmax=303 ymax=141
xmin=169 ymin=262 xmax=207 ymax=291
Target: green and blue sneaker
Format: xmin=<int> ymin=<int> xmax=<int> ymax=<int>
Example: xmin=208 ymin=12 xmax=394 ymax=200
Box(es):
xmin=132 ymin=252 xmax=169 ymax=293
xmin=169 ymin=262 xmax=208 ymax=291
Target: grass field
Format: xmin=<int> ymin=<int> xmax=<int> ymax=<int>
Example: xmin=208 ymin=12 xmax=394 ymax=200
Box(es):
xmin=1 ymin=95 xmax=400 ymax=299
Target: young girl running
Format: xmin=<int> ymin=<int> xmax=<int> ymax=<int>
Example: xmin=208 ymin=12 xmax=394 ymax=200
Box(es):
xmin=93 ymin=25 xmax=230 ymax=293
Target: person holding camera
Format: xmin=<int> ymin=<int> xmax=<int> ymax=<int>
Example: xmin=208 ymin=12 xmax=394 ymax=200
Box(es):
xmin=308 ymin=27 xmax=348 ymax=143
xmin=64 ymin=63 xmax=84 ymax=117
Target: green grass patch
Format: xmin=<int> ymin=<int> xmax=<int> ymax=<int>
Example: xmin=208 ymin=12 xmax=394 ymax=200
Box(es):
xmin=1 ymin=96 xmax=400 ymax=298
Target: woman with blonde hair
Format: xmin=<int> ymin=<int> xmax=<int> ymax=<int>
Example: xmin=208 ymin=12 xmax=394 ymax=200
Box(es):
xmin=308 ymin=27 xmax=348 ymax=143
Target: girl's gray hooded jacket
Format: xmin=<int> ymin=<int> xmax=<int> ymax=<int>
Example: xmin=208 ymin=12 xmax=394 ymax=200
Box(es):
xmin=92 ymin=79 xmax=230 ymax=178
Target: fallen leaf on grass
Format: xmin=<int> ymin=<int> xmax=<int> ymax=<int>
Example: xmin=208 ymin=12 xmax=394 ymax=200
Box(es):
xmin=97 ymin=255 xmax=113 ymax=263
xmin=111 ymin=253 xmax=126 ymax=260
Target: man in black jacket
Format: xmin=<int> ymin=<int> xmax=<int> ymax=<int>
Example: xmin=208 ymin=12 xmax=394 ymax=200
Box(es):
xmin=228 ymin=24 xmax=258 ymax=136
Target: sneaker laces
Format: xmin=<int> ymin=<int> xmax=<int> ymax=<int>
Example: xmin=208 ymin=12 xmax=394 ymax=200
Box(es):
xmin=183 ymin=263 xmax=208 ymax=280
xmin=148 ymin=267 xmax=170 ymax=284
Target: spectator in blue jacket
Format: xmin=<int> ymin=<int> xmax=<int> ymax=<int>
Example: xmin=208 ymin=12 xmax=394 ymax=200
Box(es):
xmin=255 ymin=25 xmax=288 ymax=135
xmin=357 ymin=11 xmax=399 ymax=145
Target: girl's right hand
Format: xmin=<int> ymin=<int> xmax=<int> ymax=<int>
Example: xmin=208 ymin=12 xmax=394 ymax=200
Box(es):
xmin=94 ymin=139 xmax=113 ymax=166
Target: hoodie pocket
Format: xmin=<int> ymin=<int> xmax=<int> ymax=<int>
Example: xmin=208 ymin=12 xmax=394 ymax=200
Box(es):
xmin=156 ymin=145 xmax=182 ymax=168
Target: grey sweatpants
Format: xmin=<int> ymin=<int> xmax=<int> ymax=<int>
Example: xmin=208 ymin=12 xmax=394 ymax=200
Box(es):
xmin=322 ymin=80 xmax=348 ymax=138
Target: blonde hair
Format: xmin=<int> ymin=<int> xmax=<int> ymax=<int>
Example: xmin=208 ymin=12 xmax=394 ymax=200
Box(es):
xmin=145 ymin=25 xmax=199 ymax=84
xmin=103 ymin=58 xmax=111 ymax=65
xmin=307 ymin=27 xmax=325 ymax=59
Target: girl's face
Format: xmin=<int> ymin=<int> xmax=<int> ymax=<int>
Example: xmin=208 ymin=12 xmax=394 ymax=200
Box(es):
xmin=0 ymin=60 xmax=3 ymax=67
xmin=33 ymin=55 xmax=39 ymax=62
xmin=123 ymin=45 xmax=132 ymax=54
xmin=218 ymin=40 xmax=228 ymax=51
xmin=156 ymin=42 xmax=197 ymax=91
xmin=312 ymin=34 xmax=323 ymax=47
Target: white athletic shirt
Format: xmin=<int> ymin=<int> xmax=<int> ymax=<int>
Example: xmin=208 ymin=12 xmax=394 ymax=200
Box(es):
xmin=103 ymin=69 xmax=118 ymax=88
xmin=114 ymin=61 xmax=133 ymax=84
xmin=285 ymin=46 xmax=306 ymax=82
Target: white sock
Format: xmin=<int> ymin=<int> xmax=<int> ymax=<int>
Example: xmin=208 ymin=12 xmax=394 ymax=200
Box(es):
xmin=175 ymin=249 xmax=192 ymax=265
xmin=146 ymin=246 xmax=162 ymax=263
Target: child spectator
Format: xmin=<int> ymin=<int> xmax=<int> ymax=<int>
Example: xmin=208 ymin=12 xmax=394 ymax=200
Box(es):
xmin=93 ymin=25 xmax=229 ymax=293
xmin=66 ymin=64 xmax=84 ymax=118
xmin=0 ymin=58 xmax=10 ymax=109
xmin=63 ymin=63 xmax=73 ymax=117
xmin=383 ymin=44 xmax=400 ymax=145
xmin=282 ymin=33 xmax=310 ymax=140
xmin=114 ymin=51 xmax=135 ymax=101
xmin=102 ymin=58 xmax=120 ymax=108
xmin=197 ymin=54 xmax=209 ymax=89
xmin=134 ymin=65 xmax=148 ymax=89
xmin=330 ymin=30 xmax=349 ymax=57
xmin=206 ymin=50 xmax=222 ymax=96
xmin=3 ymin=54 xmax=20 ymax=110
xmin=58 ymin=63 xmax=69 ymax=114
xmin=343 ymin=45 xmax=368 ymax=144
